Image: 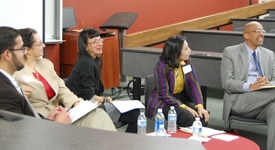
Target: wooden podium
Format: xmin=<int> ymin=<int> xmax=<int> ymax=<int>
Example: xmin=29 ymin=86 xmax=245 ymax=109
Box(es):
xmin=60 ymin=29 xmax=120 ymax=90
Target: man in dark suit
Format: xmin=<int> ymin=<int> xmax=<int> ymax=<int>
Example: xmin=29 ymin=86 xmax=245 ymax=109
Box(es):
xmin=221 ymin=21 xmax=275 ymax=150
xmin=0 ymin=26 xmax=70 ymax=124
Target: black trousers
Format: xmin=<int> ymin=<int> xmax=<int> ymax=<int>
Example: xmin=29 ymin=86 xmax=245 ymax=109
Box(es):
xmin=119 ymin=109 xmax=140 ymax=133
xmin=99 ymin=105 xmax=140 ymax=133
xmin=162 ymin=91 xmax=207 ymax=127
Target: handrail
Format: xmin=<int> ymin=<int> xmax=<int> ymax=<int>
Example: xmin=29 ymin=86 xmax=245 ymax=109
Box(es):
xmin=123 ymin=1 xmax=275 ymax=48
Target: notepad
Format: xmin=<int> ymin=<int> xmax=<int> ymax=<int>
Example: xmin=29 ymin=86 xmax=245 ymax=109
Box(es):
xmin=249 ymin=85 xmax=275 ymax=92
xmin=212 ymin=134 xmax=239 ymax=142
xmin=69 ymin=100 xmax=98 ymax=124
xmin=110 ymin=100 xmax=145 ymax=113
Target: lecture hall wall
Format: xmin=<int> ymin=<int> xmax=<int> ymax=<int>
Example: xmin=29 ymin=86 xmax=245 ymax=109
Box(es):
xmin=45 ymin=0 xmax=258 ymax=75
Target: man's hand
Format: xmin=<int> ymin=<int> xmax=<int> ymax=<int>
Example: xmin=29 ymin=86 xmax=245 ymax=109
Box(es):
xmin=249 ymin=76 xmax=269 ymax=90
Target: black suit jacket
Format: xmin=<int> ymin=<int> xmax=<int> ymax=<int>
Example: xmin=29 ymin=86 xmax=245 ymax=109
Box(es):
xmin=0 ymin=72 xmax=34 ymax=116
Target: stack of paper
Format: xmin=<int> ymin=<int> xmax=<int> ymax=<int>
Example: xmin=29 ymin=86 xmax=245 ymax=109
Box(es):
xmin=69 ymin=100 xmax=98 ymax=124
xmin=110 ymin=100 xmax=145 ymax=113
xmin=180 ymin=127 xmax=225 ymax=137
xmin=212 ymin=134 xmax=239 ymax=142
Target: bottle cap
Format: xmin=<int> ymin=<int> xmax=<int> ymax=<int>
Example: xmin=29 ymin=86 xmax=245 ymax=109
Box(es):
xmin=158 ymin=109 xmax=162 ymax=113
xmin=140 ymin=112 xmax=144 ymax=115
xmin=195 ymin=117 xmax=200 ymax=121
xmin=170 ymin=106 xmax=175 ymax=110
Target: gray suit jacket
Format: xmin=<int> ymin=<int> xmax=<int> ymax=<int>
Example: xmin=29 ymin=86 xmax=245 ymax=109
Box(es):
xmin=220 ymin=42 xmax=275 ymax=128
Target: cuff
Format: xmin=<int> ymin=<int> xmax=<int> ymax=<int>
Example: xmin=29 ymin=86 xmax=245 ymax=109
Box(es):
xmin=194 ymin=104 xmax=204 ymax=109
xmin=179 ymin=104 xmax=186 ymax=109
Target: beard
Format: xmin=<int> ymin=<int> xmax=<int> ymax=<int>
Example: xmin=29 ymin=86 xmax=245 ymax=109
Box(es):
xmin=11 ymin=52 xmax=25 ymax=71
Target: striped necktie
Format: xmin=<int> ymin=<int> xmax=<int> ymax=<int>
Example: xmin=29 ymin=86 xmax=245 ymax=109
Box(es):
xmin=14 ymin=78 xmax=40 ymax=118
xmin=252 ymin=51 xmax=263 ymax=77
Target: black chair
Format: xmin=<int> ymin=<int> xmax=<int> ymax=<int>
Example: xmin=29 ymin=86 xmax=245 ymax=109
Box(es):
xmin=144 ymin=74 xmax=155 ymax=110
xmin=226 ymin=115 xmax=267 ymax=132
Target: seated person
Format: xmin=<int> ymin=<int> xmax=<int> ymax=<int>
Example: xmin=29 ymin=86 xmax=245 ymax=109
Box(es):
xmin=65 ymin=28 xmax=140 ymax=133
xmin=146 ymin=35 xmax=209 ymax=127
xmin=13 ymin=27 xmax=116 ymax=131
xmin=0 ymin=26 xmax=70 ymax=124
xmin=221 ymin=21 xmax=275 ymax=150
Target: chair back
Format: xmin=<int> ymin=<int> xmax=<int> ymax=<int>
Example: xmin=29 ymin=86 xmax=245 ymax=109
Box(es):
xmin=144 ymin=74 xmax=155 ymax=107
xmin=263 ymin=15 xmax=275 ymax=20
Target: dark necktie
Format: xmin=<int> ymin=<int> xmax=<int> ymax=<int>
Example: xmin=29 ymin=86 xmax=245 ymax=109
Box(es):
xmin=252 ymin=52 xmax=263 ymax=77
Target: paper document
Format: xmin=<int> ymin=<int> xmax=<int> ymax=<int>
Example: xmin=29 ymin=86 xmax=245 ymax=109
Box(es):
xmin=250 ymin=85 xmax=275 ymax=92
xmin=212 ymin=134 xmax=239 ymax=142
xmin=180 ymin=127 xmax=225 ymax=137
xmin=110 ymin=100 xmax=145 ymax=113
xmin=69 ymin=100 xmax=98 ymax=124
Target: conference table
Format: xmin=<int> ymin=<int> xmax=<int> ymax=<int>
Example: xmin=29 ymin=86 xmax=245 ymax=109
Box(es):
xmin=167 ymin=129 xmax=260 ymax=150
xmin=0 ymin=110 xmax=205 ymax=150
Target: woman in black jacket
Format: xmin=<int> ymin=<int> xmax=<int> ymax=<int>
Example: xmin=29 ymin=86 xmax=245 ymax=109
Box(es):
xmin=66 ymin=28 xmax=139 ymax=133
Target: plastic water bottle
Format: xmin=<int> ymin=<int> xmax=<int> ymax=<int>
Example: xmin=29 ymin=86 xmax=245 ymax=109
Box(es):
xmin=190 ymin=117 xmax=202 ymax=143
xmin=137 ymin=112 xmax=147 ymax=134
xmin=154 ymin=109 xmax=165 ymax=132
xmin=156 ymin=124 xmax=167 ymax=137
xmin=168 ymin=106 xmax=177 ymax=133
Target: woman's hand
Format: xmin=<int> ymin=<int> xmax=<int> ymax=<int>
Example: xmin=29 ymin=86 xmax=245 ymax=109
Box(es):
xmin=21 ymin=85 xmax=33 ymax=97
xmin=47 ymin=106 xmax=71 ymax=124
xmin=185 ymin=106 xmax=199 ymax=118
xmin=197 ymin=106 xmax=209 ymax=122
xmin=105 ymin=97 xmax=113 ymax=103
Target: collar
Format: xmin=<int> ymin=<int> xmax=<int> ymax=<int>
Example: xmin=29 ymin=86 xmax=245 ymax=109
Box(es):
xmin=245 ymin=42 xmax=259 ymax=57
xmin=180 ymin=61 xmax=186 ymax=66
xmin=0 ymin=69 xmax=18 ymax=87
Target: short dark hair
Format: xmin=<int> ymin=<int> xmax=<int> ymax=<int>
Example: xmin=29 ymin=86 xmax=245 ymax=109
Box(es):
xmin=78 ymin=28 xmax=100 ymax=56
xmin=0 ymin=26 xmax=20 ymax=54
xmin=19 ymin=28 xmax=37 ymax=48
xmin=77 ymin=28 xmax=102 ymax=69
xmin=160 ymin=35 xmax=186 ymax=68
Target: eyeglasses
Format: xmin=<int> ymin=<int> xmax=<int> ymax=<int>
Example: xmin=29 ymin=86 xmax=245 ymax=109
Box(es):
xmin=33 ymin=42 xmax=44 ymax=47
xmin=9 ymin=47 xmax=26 ymax=51
xmin=247 ymin=29 xmax=266 ymax=34
xmin=88 ymin=39 xmax=104 ymax=45
xmin=0 ymin=47 xmax=25 ymax=54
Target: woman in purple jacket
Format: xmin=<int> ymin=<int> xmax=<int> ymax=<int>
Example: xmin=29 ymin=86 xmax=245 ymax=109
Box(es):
xmin=146 ymin=35 xmax=209 ymax=127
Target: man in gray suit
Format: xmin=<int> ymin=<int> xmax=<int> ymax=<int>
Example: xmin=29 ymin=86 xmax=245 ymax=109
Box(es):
xmin=221 ymin=21 xmax=275 ymax=150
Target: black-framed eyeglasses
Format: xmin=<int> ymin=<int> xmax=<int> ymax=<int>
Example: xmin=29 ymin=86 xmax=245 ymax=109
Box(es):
xmin=9 ymin=47 xmax=26 ymax=51
xmin=0 ymin=47 xmax=26 ymax=54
